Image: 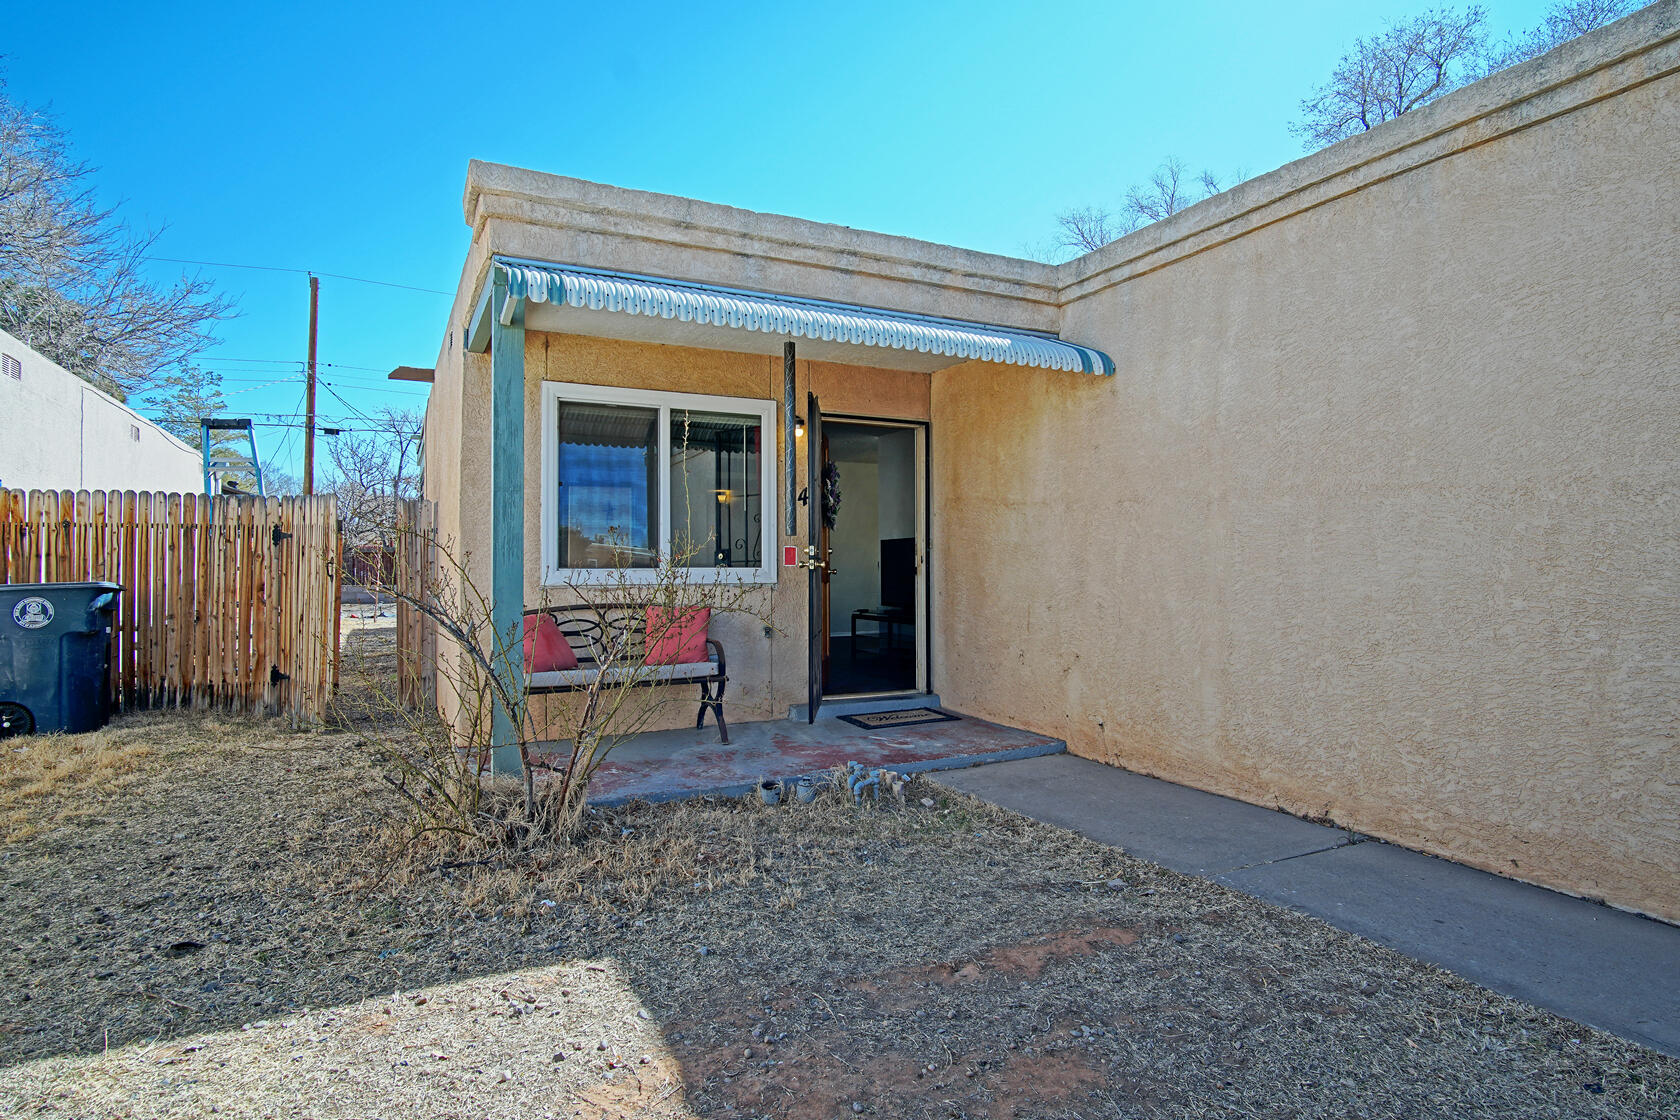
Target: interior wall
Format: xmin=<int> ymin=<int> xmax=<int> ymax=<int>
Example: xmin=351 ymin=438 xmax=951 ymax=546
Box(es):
xmin=828 ymin=452 xmax=880 ymax=634
xmin=878 ymin=428 xmax=916 ymax=540
xmin=934 ymin=44 xmax=1680 ymax=921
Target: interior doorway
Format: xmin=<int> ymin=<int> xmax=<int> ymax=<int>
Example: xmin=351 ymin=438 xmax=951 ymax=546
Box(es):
xmin=819 ymin=419 xmax=926 ymax=698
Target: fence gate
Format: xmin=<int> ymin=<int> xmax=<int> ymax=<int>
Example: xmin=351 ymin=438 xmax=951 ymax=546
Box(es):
xmin=0 ymin=489 xmax=342 ymax=727
xmin=392 ymin=498 xmax=438 ymax=710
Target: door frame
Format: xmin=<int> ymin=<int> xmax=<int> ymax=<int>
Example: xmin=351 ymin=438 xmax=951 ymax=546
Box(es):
xmin=816 ymin=413 xmax=931 ymax=699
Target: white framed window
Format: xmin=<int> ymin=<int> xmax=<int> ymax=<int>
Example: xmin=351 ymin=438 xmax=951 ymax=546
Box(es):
xmin=540 ymin=383 xmax=778 ymax=585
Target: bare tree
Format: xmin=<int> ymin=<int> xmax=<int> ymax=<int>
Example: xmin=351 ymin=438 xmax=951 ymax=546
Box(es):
xmin=1054 ymin=206 xmax=1125 ymax=255
xmin=1479 ymin=0 xmax=1635 ymax=74
xmin=261 ymin=466 xmax=303 ymax=497
xmin=1125 ymin=159 xmax=1225 ymax=226
xmin=1292 ymin=6 xmax=1490 ymax=149
xmin=0 ymin=81 xmax=232 ymax=399
xmin=325 ymin=407 xmax=423 ymax=549
xmin=1059 ymin=3 xmax=1641 ymax=253
xmin=1054 ymin=158 xmax=1228 ymax=255
xmin=142 ymin=362 xmax=227 ymax=449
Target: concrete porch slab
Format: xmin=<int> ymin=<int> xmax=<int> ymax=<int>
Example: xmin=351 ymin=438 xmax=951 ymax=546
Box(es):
xmin=556 ymin=709 xmax=1065 ymax=807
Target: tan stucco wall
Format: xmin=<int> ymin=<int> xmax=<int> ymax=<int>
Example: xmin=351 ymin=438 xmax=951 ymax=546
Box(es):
xmin=934 ymin=9 xmax=1680 ymax=920
xmin=422 ymin=239 xmax=494 ymax=736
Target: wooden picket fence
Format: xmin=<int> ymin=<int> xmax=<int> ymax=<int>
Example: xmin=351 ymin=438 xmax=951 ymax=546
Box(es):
xmin=392 ymin=498 xmax=438 ymax=709
xmin=0 ymin=489 xmax=342 ymax=726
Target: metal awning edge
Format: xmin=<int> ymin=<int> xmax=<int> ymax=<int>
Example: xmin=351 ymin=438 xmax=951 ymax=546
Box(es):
xmin=489 ymin=259 xmax=1114 ymax=375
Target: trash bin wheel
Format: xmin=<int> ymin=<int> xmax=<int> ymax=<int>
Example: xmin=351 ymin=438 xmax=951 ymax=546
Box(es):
xmin=0 ymin=702 xmax=34 ymax=739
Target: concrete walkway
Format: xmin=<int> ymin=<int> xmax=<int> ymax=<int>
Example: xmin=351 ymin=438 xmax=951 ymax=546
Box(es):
xmin=934 ymin=752 xmax=1680 ymax=1057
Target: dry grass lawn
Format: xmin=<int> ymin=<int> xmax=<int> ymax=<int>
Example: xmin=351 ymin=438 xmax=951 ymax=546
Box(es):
xmin=0 ymin=625 xmax=1676 ymax=1119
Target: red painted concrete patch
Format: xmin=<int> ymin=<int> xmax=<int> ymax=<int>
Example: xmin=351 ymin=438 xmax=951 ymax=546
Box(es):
xmin=540 ymin=713 xmax=1062 ymax=805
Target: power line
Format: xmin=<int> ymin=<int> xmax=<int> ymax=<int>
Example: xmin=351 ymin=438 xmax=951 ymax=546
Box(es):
xmin=258 ymin=420 xmax=381 ymax=433
xmin=131 ymin=406 xmax=371 ymax=424
xmin=267 ymin=386 xmax=308 ymax=472
xmin=145 ymin=257 xmax=452 ymax=296
xmin=332 ymin=381 xmax=429 ymax=397
xmin=192 ymin=359 xmax=425 ymax=393
xmin=317 ymin=369 xmax=426 ymax=387
xmin=221 ymin=379 xmax=295 ymax=398
xmin=210 ymin=374 xmax=301 ymax=383
xmin=320 ymin=379 xmax=393 ymax=428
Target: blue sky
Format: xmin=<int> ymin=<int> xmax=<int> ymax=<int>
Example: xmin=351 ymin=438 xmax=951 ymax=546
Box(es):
xmin=5 ymin=0 xmax=1559 ymax=481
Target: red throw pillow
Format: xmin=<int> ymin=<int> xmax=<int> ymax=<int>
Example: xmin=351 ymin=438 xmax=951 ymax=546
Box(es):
xmin=645 ymin=606 xmax=710 ymax=665
xmin=522 ymin=614 xmax=578 ymax=673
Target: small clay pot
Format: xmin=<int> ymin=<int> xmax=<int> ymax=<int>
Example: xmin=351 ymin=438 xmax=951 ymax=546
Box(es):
xmin=758 ymin=780 xmax=781 ymax=805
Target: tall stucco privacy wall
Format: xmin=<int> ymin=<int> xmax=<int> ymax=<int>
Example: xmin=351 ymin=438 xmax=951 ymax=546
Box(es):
xmin=0 ymin=327 xmax=202 ymax=493
xmin=423 ymin=3 xmax=1679 ymax=921
xmin=934 ymin=3 xmax=1680 ymax=921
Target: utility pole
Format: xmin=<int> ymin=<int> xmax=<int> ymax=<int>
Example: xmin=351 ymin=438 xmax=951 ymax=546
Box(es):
xmin=303 ymin=274 xmax=319 ymax=494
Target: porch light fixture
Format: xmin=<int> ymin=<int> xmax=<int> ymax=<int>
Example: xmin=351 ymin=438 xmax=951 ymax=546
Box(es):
xmin=715 ymin=489 xmax=731 ymax=503
xmin=794 ymin=416 xmax=806 ymax=438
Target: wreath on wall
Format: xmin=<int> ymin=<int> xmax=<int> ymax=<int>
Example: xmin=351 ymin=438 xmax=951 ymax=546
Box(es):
xmin=822 ymin=461 xmax=842 ymax=531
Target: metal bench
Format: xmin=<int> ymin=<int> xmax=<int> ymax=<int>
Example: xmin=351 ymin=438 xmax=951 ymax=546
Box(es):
xmin=522 ymin=605 xmax=729 ymax=742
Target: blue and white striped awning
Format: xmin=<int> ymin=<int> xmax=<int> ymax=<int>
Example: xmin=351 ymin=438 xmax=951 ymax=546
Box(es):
xmin=495 ymin=259 xmax=1113 ymax=376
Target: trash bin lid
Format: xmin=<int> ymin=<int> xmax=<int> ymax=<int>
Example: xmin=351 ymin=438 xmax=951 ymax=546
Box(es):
xmin=1 ymin=582 xmax=123 ymax=627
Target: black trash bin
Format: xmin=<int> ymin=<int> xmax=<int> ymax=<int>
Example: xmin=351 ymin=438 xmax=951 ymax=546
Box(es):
xmin=0 ymin=581 xmax=121 ymax=737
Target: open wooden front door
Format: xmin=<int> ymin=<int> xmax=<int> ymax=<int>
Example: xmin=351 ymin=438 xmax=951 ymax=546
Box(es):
xmin=806 ymin=392 xmax=826 ymax=723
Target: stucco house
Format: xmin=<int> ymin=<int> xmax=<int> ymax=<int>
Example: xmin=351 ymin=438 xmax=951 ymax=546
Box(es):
xmin=420 ymin=5 xmax=1679 ymax=923
xmin=0 ymin=327 xmax=202 ymax=493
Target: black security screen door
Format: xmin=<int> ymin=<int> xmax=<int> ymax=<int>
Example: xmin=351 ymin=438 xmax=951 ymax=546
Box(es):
xmin=807 ymin=392 xmax=824 ymax=723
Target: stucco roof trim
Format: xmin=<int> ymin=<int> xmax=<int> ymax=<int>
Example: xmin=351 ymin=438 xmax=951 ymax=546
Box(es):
xmin=496 ymin=259 xmax=1114 ymax=376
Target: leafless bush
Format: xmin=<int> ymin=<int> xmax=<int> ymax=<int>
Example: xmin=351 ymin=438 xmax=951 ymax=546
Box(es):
xmin=345 ymin=517 xmax=773 ymax=858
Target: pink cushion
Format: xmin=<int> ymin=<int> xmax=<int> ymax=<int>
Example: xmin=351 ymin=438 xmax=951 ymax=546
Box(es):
xmin=645 ymin=606 xmax=711 ymax=665
xmin=522 ymin=614 xmax=578 ymax=673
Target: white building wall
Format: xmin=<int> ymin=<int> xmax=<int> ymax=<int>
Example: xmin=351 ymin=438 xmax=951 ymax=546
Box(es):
xmin=0 ymin=328 xmax=202 ymax=493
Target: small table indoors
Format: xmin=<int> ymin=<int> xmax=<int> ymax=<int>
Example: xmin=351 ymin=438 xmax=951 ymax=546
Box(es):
xmin=850 ymin=605 xmax=912 ymax=660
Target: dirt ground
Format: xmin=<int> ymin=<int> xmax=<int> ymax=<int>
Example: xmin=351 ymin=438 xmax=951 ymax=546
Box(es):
xmin=1 ymin=626 xmax=1676 ymax=1119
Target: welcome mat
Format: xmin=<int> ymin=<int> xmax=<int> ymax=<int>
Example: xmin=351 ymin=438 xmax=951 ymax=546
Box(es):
xmin=838 ymin=707 xmax=960 ymax=730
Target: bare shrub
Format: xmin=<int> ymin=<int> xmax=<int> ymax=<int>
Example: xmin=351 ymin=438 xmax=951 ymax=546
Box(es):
xmin=345 ymin=512 xmax=773 ymax=861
